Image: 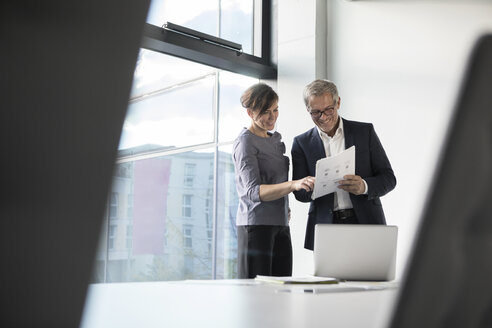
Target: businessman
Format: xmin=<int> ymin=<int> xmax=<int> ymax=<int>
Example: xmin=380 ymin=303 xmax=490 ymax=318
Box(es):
xmin=292 ymin=79 xmax=396 ymax=250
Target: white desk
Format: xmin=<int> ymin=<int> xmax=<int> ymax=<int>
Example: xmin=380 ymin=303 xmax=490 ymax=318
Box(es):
xmin=81 ymin=279 xmax=398 ymax=328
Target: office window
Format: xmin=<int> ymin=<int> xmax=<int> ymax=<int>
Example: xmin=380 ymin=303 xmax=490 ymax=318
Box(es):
xmin=121 ymin=62 xmax=215 ymax=150
xmin=218 ymin=71 xmax=255 ymax=142
xmin=92 ymin=0 xmax=265 ymax=283
xmin=146 ymin=0 xmax=219 ymax=37
xmin=146 ymin=0 xmax=253 ymax=54
xmin=220 ymin=0 xmax=254 ymax=54
xmin=94 ymin=68 xmax=255 ymax=282
xmin=93 ymin=68 xmax=255 ymax=282
xmin=215 ymin=145 xmax=240 ymax=278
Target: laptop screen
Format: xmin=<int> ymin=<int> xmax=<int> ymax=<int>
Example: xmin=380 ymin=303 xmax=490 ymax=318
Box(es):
xmin=314 ymin=224 xmax=398 ymax=281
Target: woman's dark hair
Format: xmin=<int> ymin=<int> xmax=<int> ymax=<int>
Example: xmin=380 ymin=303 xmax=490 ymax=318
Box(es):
xmin=240 ymin=83 xmax=278 ymax=116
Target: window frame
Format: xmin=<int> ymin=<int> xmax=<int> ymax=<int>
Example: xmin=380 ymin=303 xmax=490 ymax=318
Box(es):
xmin=140 ymin=0 xmax=275 ymax=79
xmin=99 ymin=0 xmax=273 ymax=282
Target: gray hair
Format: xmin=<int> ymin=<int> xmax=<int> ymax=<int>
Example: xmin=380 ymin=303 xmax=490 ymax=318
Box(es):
xmin=303 ymin=79 xmax=339 ymax=108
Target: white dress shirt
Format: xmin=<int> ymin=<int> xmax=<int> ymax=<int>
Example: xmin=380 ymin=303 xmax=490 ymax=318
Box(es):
xmin=317 ymin=118 xmax=368 ymax=211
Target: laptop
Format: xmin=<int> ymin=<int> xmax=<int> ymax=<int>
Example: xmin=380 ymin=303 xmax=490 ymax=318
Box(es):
xmin=314 ymin=224 xmax=398 ymax=281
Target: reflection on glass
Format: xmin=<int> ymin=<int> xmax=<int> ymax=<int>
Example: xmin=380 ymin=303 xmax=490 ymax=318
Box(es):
xmin=146 ymin=0 xmax=219 ymax=36
xmin=146 ymin=0 xmax=254 ymax=55
xmin=92 ymin=149 xmax=215 ymax=282
xmin=93 ymin=0 xmax=261 ymax=282
xmin=131 ymin=49 xmax=215 ymax=99
xmin=218 ymin=71 xmax=258 ymax=142
xmin=220 ymin=0 xmax=253 ymax=54
xmin=120 ymin=75 xmax=215 ymax=151
xmin=215 ymin=145 xmax=239 ymax=279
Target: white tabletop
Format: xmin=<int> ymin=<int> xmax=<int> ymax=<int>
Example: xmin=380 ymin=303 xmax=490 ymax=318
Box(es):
xmin=80 ymin=279 xmax=399 ymax=328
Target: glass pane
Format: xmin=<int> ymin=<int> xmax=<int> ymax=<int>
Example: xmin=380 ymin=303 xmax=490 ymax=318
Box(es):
xmin=91 ymin=223 xmax=107 ymax=283
xmin=120 ymin=75 xmax=215 ymax=151
xmin=147 ymin=0 xmax=219 ymax=37
xmin=215 ymin=145 xmax=239 ymax=279
xmin=218 ymin=71 xmax=258 ymax=143
xmin=220 ymin=0 xmax=254 ymax=54
xmin=93 ymin=149 xmax=215 ymax=282
xmin=131 ymin=49 xmax=215 ymax=99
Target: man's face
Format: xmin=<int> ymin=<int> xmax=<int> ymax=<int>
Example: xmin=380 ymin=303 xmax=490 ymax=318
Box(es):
xmin=307 ymin=93 xmax=340 ymax=136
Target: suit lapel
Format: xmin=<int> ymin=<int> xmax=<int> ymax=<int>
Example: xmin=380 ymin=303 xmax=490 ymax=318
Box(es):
xmin=308 ymin=127 xmax=326 ymax=160
xmin=343 ymin=119 xmax=358 ymax=199
xmin=343 ymin=118 xmax=355 ymax=149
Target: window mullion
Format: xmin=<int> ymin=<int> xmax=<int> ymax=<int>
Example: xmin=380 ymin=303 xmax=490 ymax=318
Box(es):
xmin=211 ymin=70 xmax=220 ymax=280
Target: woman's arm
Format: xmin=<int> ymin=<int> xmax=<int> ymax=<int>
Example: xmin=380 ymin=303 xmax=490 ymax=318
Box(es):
xmin=233 ymin=134 xmax=314 ymax=203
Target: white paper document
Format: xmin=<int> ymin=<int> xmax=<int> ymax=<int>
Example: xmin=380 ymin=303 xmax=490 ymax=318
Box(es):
xmin=311 ymin=146 xmax=355 ymax=200
xmin=254 ymin=275 xmax=339 ymax=284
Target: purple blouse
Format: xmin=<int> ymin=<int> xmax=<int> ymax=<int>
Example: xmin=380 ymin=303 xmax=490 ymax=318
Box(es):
xmin=232 ymin=128 xmax=289 ymax=226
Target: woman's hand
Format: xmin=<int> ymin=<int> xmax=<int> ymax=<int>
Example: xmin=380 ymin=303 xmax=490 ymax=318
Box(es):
xmin=292 ymin=176 xmax=315 ymax=192
xmin=259 ymin=177 xmax=315 ymax=202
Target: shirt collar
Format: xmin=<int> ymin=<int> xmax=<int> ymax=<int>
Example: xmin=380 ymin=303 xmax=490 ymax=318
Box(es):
xmin=317 ymin=117 xmax=344 ymax=140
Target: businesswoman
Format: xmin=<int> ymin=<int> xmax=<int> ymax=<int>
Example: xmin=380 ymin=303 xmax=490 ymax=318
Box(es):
xmin=233 ymin=83 xmax=315 ymax=279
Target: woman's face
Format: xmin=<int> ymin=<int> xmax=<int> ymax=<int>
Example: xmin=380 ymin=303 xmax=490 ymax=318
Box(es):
xmin=249 ymin=100 xmax=279 ymax=132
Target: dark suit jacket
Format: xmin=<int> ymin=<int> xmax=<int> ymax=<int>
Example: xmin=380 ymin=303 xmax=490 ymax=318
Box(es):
xmin=292 ymin=118 xmax=396 ymax=250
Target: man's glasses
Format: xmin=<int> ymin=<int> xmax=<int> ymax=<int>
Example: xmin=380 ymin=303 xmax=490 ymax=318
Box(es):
xmin=308 ymin=102 xmax=336 ymax=119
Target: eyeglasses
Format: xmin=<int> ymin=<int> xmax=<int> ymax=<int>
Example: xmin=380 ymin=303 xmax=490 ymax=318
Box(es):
xmin=308 ymin=102 xmax=337 ymax=119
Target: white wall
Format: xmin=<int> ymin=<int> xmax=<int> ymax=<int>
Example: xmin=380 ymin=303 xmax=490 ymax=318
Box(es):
xmin=278 ymin=0 xmax=492 ymax=277
xmin=277 ymin=0 xmax=325 ymax=276
xmin=277 ymin=0 xmax=327 ymax=274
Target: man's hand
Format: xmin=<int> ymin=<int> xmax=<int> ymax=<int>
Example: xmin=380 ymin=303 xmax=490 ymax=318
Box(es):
xmin=338 ymin=174 xmax=366 ymax=195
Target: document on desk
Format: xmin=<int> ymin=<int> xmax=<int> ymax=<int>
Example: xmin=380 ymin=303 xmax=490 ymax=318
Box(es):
xmin=311 ymin=146 xmax=355 ymax=200
xmin=255 ymin=275 xmax=340 ymax=285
